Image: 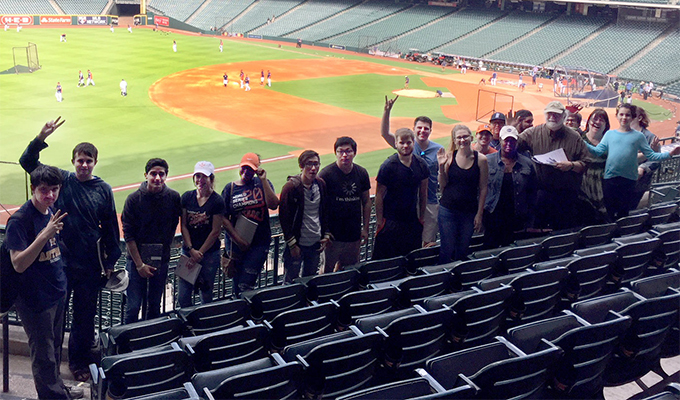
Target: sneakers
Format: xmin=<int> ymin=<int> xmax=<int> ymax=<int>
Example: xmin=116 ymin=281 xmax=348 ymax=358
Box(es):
xmin=64 ymin=384 xmax=85 ymax=399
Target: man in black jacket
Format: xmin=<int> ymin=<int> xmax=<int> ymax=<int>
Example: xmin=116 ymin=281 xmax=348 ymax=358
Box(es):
xmin=121 ymin=158 xmax=181 ymax=323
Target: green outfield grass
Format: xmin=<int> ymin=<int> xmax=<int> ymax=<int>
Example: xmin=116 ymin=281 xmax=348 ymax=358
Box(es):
xmin=0 ymin=27 xmax=461 ymax=209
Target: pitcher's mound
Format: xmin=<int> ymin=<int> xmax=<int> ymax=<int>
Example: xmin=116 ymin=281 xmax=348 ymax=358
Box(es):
xmin=393 ymin=89 xmax=454 ymax=98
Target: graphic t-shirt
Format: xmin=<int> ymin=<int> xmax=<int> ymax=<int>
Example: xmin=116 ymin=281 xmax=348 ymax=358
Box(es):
xmin=181 ymin=190 xmax=225 ymax=253
xmin=319 ymin=163 xmax=370 ymax=242
xmin=5 ymin=201 xmax=67 ymax=313
xmin=222 ymin=177 xmax=274 ymax=248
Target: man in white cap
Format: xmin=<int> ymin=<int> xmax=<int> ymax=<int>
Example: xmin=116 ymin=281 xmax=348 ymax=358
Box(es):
xmin=484 ymin=126 xmax=537 ymax=248
xmin=517 ymin=101 xmax=591 ymax=230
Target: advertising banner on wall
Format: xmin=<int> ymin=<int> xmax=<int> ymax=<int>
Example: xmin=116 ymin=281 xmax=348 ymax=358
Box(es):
xmin=78 ymin=16 xmax=107 ymax=25
xmin=39 ymin=16 xmax=72 ymax=25
xmin=154 ymin=16 xmax=169 ymax=26
xmin=1 ymin=15 xmax=33 ymax=25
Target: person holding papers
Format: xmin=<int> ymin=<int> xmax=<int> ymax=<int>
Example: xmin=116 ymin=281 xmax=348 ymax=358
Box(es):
xmin=221 ymin=153 xmax=279 ymax=296
xmin=585 ymin=103 xmax=680 ymax=221
xmin=517 ymin=101 xmax=591 ymax=230
xmin=179 ymin=161 xmax=225 ymax=307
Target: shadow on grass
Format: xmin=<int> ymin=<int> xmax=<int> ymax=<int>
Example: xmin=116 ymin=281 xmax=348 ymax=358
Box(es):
xmin=0 ymin=65 xmax=32 ymax=75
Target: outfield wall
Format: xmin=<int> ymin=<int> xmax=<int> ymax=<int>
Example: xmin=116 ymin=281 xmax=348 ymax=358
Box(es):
xmin=0 ymin=14 xmax=118 ymax=26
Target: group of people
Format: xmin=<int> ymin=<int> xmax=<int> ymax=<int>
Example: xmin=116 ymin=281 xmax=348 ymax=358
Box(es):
xmin=6 ymin=92 xmax=679 ymax=399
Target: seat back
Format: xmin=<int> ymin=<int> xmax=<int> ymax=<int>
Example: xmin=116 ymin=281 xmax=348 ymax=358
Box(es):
xmin=651 ymin=225 xmax=680 ymax=271
xmin=565 ymin=251 xmax=618 ymax=301
xmin=571 ymin=291 xmax=640 ymax=324
xmin=178 ymin=325 xmax=269 ymax=372
xmin=105 ymin=316 xmax=184 ymax=355
xmin=360 ymin=256 xmax=408 ymax=286
xmin=449 ymin=256 xmax=500 ymax=291
xmin=616 ymin=213 xmax=649 ymax=237
xmin=334 ymin=377 xmax=434 ymax=400
xmin=540 ymin=232 xmax=580 ymax=261
xmin=211 ymin=362 xmax=303 ymax=400
xmin=508 ymin=267 xmax=569 ymax=325
xmin=648 ymin=202 xmax=679 ymax=226
xmin=301 ymin=332 xmax=382 ymax=399
xmin=305 ymin=269 xmax=360 ymax=303
xmin=101 ymin=343 xmax=190 ymax=399
xmin=509 ymin=314 xmax=631 ymax=398
xmin=612 ymin=238 xmax=662 ymax=286
xmin=397 ymin=271 xmax=451 ymax=306
xmin=619 ymin=293 xmax=680 ymax=360
xmin=269 ymin=302 xmax=337 ymax=350
xmin=246 ymin=283 xmax=306 ymax=322
xmin=449 ymin=286 xmax=513 ymax=348
xmin=337 ymin=287 xmax=401 ymax=327
xmin=125 ymin=383 xmax=199 ymax=400
xmin=498 ymin=243 xmax=542 ymax=275
xmin=406 ymin=246 xmax=441 ymax=274
xmin=176 ymin=298 xmax=249 ymax=336
xmin=579 ymin=223 xmax=617 ymax=248
xmin=631 ymin=269 xmax=680 ymax=299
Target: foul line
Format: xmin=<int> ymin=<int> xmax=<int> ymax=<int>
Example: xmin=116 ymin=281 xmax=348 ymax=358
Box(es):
xmin=112 ymin=154 xmax=295 ymax=192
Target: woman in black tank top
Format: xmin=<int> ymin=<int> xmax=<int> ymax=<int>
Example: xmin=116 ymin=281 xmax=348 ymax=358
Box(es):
xmin=437 ymin=125 xmax=488 ymax=263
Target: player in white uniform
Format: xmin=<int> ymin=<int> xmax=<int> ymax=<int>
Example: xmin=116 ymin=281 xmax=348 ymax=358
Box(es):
xmin=244 ymin=76 xmax=251 ymax=91
xmin=78 ymin=70 xmax=84 ymax=87
xmin=55 ymin=82 xmax=63 ymax=102
xmin=239 ymin=70 xmax=244 ymax=88
xmin=223 ymin=73 xmax=228 ymax=87
xmin=4 ymin=23 xmax=8 ymax=32
xmin=17 ymin=23 xmax=22 ymax=33
xmin=60 ymin=34 xmax=67 ymax=42
xmin=127 ymin=24 xmax=132 ymax=33
xmin=173 ymin=40 xmax=177 ymax=52
xmin=86 ymin=70 xmax=95 ymax=86
xmin=110 ymin=24 xmax=114 ymax=33
xmin=219 ymin=39 xmax=223 ymax=52
xmin=120 ymin=79 xmax=127 ymax=96
xmin=267 ymin=70 xmax=271 ymax=87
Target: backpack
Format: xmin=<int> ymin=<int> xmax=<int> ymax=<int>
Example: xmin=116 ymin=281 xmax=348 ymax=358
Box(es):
xmin=0 ymin=239 xmax=19 ymax=316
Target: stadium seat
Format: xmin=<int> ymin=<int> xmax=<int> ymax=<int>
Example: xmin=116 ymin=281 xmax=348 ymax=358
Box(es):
xmin=334 ymin=286 xmax=401 ymax=328
xmin=125 ymin=382 xmax=200 ymax=400
xmin=176 ymin=298 xmax=250 ymax=335
xmin=267 ymin=301 xmax=337 ymax=350
xmin=579 ymin=223 xmax=618 ymax=248
xmin=241 ymin=283 xmax=307 ymax=322
xmin=616 ymin=213 xmax=650 ymax=237
xmin=100 ymin=315 xmax=184 ymax=356
xmin=335 ymin=375 xmax=476 ymax=400
xmin=302 ymin=268 xmax=360 ymax=303
xmin=650 ymin=222 xmax=680 ymax=271
xmin=178 ymin=324 xmax=270 ymax=372
xmin=359 ymin=256 xmax=408 ymax=286
xmin=447 ymin=256 xmax=501 ymax=291
xmin=406 ymin=246 xmax=440 ymax=273
xmin=608 ymin=236 xmax=662 ymax=290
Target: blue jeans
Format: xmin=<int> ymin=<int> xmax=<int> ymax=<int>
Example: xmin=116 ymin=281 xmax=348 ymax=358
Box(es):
xmin=283 ymin=242 xmax=320 ymax=284
xmin=438 ymin=205 xmax=475 ymax=264
xmin=124 ymin=258 xmax=169 ymax=324
xmin=231 ymin=243 xmax=269 ymax=297
xmin=177 ymin=248 xmax=220 ymax=308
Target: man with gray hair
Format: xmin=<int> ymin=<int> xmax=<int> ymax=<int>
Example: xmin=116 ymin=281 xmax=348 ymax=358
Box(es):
xmin=517 ymin=101 xmax=591 ymax=230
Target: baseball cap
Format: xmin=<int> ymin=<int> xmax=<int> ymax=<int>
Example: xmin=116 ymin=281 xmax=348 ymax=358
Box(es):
xmin=544 ymin=101 xmax=566 ymax=114
xmin=240 ymin=153 xmax=260 ymax=170
xmin=490 ymin=112 xmax=506 ymax=123
xmin=500 ymin=125 xmax=519 ymax=141
xmin=194 ymin=161 xmax=215 ymax=177
xmin=103 ymin=269 xmax=129 ymax=292
xmin=476 ymin=124 xmax=492 ymax=136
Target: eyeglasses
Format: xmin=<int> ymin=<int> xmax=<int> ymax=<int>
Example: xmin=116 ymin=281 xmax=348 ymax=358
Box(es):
xmin=337 ymin=149 xmax=354 ymax=155
xmin=455 ymin=135 xmax=471 ymax=141
xmin=304 ymin=162 xmax=320 ymax=168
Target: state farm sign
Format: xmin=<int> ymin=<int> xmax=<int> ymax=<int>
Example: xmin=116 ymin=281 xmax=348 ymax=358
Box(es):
xmin=154 ymin=16 xmax=169 ymax=26
xmin=40 ymin=16 xmax=72 ymax=25
xmin=1 ymin=15 xmax=32 ymax=25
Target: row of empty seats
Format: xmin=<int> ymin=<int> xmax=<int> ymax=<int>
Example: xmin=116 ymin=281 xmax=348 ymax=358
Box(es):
xmin=148 ymin=0 xmax=205 ymax=22
xmin=191 ymin=0 xmax=257 ymax=31
xmin=326 ymin=4 xmax=453 ymax=49
xmin=490 ymin=14 xmax=609 ymax=66
xmin=436 ymin=11 xmax=553 ymax=58
xmin=389 ymin=8 xmax=504 ymax=54
xmin=0 ymin=0 xmax=56 ymax=14
xmin=89 ymin=200 xmax=679 ymax=399
xmin=619 ymin=28 xmax=680 ymax=85
xmin=251 ymin=0 xmax=361 ymax=37
xmin=228 ymin=0 xmax=301 ymax=34
xmin=556 ymin=21 xmax=668 ymax=74
xmin=288 ymin=0 xmax=406 ymax=42
xmin=54 ymin=0 xmax=106 ymax=15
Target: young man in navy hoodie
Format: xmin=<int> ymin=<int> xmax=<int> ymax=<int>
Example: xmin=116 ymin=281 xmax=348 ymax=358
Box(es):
xmin=20 ymin=117 xmax=121 ymax=383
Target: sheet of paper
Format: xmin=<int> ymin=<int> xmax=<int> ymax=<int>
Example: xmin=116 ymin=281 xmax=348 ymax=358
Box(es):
xmin=532 ymin=148 xmax=568 ymax=165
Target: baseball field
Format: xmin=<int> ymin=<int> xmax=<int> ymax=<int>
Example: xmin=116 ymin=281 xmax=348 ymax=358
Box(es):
xmin=0 ymin=25 xmax=674 ymax=218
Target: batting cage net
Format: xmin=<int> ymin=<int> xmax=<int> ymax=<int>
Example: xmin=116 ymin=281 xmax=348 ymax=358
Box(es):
xmin=12 ymin=42 xmax=40 ymax=74
xmin=552 ymin=65 xmax=618 ymax=108
xmin=476 ymin=89 xmax=514 ymax=122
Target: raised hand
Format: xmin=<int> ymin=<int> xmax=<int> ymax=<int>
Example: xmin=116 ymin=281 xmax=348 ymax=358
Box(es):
xmin=256 ymin=168 xmax=267 ymax=180
xmin=41 ymin=209 xmax=67 ymax=240
xmin=436 ymin=147 xmax=448 ymax=166
xmin=38 ymin=117 xmax=65 ymax=141
xmin=384 ymin=95 xmax=399 ymax=112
